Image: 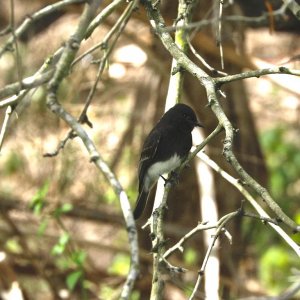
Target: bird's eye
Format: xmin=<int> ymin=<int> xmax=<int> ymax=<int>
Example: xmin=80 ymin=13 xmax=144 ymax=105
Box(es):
xmin=183 ymin=113 xmax=190 ymax=119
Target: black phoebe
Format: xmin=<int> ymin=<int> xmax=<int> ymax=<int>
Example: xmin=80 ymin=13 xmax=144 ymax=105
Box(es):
xmin=133 ymin=103 xmax=202 ymax=220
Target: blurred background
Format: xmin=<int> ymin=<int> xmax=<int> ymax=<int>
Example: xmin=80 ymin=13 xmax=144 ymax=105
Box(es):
xmin=0 ymin=0 xmax=299 ymax=299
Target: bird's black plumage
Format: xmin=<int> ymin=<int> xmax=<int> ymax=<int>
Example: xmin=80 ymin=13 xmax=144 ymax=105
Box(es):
xmin=133 ymin=103 xmax=202 ymax=220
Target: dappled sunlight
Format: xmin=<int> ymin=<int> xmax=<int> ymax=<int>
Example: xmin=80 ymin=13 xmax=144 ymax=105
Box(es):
xmin=0 ymin=0 xmax=299 ymax=299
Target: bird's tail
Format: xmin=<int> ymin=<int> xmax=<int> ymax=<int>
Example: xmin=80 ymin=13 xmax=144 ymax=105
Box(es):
xmin=133 ymin=189 xmax=149 ymax=220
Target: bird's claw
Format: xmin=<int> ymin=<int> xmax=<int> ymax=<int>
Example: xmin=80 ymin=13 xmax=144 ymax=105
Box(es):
xmin=160 ymin=171 xmax=180 ymax=186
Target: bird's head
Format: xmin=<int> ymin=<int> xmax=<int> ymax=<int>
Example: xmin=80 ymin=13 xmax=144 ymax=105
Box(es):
xmin=168 ymin=103 xmax=203 ymax=131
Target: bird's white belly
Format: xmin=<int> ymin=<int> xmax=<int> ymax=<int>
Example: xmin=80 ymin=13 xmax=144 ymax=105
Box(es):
xmin=147 ymin=154 xmax=181 ymax=183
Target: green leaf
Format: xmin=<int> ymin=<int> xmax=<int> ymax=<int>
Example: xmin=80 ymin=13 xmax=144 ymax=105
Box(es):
xmin=53 ymin=203 xmax=73 ymax=218
xmin=259 ymin=246 xmax=292 ymax=293
xmin=30 ymin=181 xmax=49 ymax=215
xmin=61 ymin=203 xmax=73 ymax=213
xmin=103 ymin=188 xmax=116 ymax=204
xmin=184 ymin=248 xmax=197 ymax=266
xmin=4 ymin=152 xmax=24 ymax=174
xmin=71 ymin=250 xmax=87 ymax=267
xmin=37 ymin=219 xmax=49 ymax=236
xmin=51 ymin=232 xmax=70 ymax=255
xmin=66 ymin=270 xmax=83 ymax=291
xmin=5 ymin=238 xmax=22 ymax=254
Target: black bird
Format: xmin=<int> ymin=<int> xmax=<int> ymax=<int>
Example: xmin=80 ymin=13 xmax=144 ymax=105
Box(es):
xmin=133 ymin=103 xmax=203 ymax=220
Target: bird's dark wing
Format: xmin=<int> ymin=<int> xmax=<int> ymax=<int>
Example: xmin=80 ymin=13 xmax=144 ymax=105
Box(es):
xmin=138 ymin=128 xmax=161 ymax=190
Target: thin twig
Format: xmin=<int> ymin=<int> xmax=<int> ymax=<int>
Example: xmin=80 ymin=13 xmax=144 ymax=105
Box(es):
xmin=189 ymin=210 xmax=239 ymax=300
xmin=162 ymin=4 xmax=294 ymax=33
xmin=0 ymin=89 xmax=29 ymax=109
xmin=187 ymin=38 xmax=227 ymax=76
xmin=0 ymin=106 xmax=13 ymax=152
xmin=10 ymin=0 xmax=22 ymax=83
xmin=85 ymin=0 xmax=126 ymax=38
xmin=46 ymin=0 xmax=138 ymax=157
xmin=241 ymin=210 xmax=280 ymax=226
xmin=216 ymin=66 xmax=300 ymax=85
xmin=43 ymin=131 xmax=76 ymax=157
xmin=0 ymin=70 xmax=54 ymax=101
xmin=78 ymin=0 xmax=138 ymax=125
xmin=0 ymin=0 xmax=85 ymax=58
xmin=197 ymin=151 xmax=300 ymax=257
xmin=72 ymin=0 xmax=130 ymax=66
xmin=163 ymin=221 xmax=215 ymax=259
xmin=0 ymin=48 xmax=63 ymax=105
xmin=217 ymin=0 xmax=224 ymax=69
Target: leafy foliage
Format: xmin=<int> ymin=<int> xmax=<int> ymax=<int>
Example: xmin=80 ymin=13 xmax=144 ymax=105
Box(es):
xmin=260 ymin=126 xmax=300 ymax=219
xmin=258 ymin=126 xmax=300 ymax=291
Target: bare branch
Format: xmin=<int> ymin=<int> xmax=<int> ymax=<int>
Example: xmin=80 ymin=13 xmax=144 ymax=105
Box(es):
xmin=9 ymin=0 xmax=22 ymax=83
xmin=189 ymin=210 xmax=240 ymax=300
xmin=162 ymin=2 xmax=298 ymax=33
xmin=78 ymin=0 xmax=138 ymax=125
xmin=197 ymin=151 xmax=300 ymax=257
xmin=0 ymin=0 xmax=86 ymax=58
xmin=238 ymin=272 xmax=300 ymax=300
xmin=0 ymin=48 xmax=62 ymax=106
xmin=216 ymin=0 xmax=224 ymax=69
xmin=0 ymin=70 xmax=54 ymax=102
xmin=85 ymin=0 xmax=126 ymax=38
xmin=282 ymin=0 xmax=300 ymax=20
xmin=43 ymin=130 xmax=76 ymax=157
xmin=216 ymin=66 xmax=300 ymax=85
xmin=0 ymin=105 xmax=13 ymax=153
xmin=45 ymin=0 xmax=138 ymax=161
xmin=163 ymin=221 xmax=215 ymax=259
xmin=45 ymin=2 xmax=139 ymax=298
xmin=241 ymin=210 xmax=281 ymax=226
xmin=187 ymin=37 xmax=228 ymax=76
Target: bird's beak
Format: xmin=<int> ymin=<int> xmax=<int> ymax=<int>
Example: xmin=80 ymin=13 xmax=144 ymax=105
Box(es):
xmin=196 ymin=121 xmax=204 ymax=128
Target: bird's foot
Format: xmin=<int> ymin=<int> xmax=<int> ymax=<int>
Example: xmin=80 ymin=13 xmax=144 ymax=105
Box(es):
xmin=160 ymin=171 xmax=180 ymax=186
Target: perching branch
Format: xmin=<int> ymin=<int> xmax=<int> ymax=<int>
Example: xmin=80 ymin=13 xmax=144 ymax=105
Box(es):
xmin=149 ymin=7 xmax=186 ymax=300
xmin=147 ymin=125 xmax=223 ymax=298
xmin=149 ymin=1 xmax=198 ymax=298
